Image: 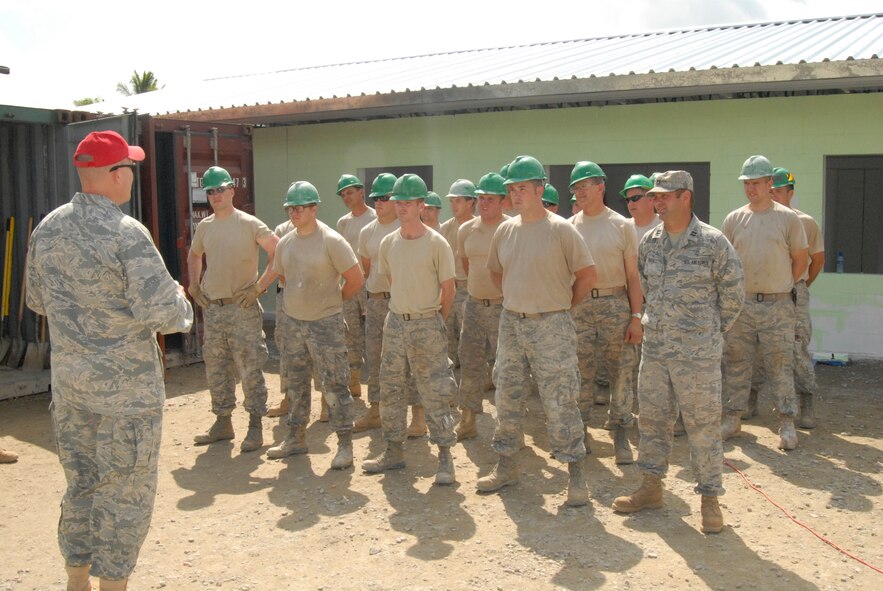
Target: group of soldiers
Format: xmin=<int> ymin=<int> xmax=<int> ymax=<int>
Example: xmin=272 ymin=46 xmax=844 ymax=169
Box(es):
xmin=186 ymin=152 xmax=821 ymax=537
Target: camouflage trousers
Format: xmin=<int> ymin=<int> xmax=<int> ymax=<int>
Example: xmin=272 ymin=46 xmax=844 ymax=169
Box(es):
xmin=51 ymin=401 xmax=162 ymax=579
xmin=203 ymin=301 xmax=269 ymax=417
xmin=365 ymin=295 xmax=419 ymax=405
xmin=493 ymin=310 xmax=586 ymax=462
xmin=445 ymin=285 xmax=468 ymax=367
xmin=723 ymin=298 xmax=797 ymax=417
xmin=380 ymin=312 xmax=457 ymax=446
xmin=792 ymin=281 xmax=817 ymax=395
xmin=458 ymin=298 xmax=502 ymax=412
xmin=279 ymin=312 xmax=354 ymax=433
xmin=275 ymin=290 xmax=290 ymax=395
xmin=636 ymin=355 xmax=724 ymax=496
xmin=571 ymin=292 xmax=637 ymax=425
xmin=343 ymin=286 xmax=367 ymax=369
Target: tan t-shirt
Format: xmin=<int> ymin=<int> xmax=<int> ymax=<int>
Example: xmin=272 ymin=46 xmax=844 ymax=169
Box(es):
xmin=273 ymin=220 xmax=294 ymax=288
xmin=337 ymin=207 xmax=376 ymax=271
xmin=378 ymin=229 xmax=455 ymax=315
xmin=721 ymin=201 xmax=808 ymax=293
xmin=440 ymin=216 xmax=474 ymax=280
xmin=192 ymin=209 xmax=273 ymax=299
xmin=273 ymin=221 xmax=358 ymax=321
xmin=358 ymin=218 xmax=400 ymax=293
xmin=571 ymin=208 xmax=637 ymax=289
xmin=630 ymin=214 xmax=662 ymax=243
xmin=487 ymin=211 xmax=594 ymax=314
xmin=795 ymin=208 xmax=824 ymax=282
xmin=458 ymin=215 xmax=508 ymax=300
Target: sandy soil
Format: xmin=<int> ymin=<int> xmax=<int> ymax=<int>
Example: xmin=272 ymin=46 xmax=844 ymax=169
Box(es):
xmin=1 ymin=359 xmax=882 ymax=590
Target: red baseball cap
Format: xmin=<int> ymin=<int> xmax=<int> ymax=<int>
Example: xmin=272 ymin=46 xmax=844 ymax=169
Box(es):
xmin=73 ymin=130 xmax=145 ymax=168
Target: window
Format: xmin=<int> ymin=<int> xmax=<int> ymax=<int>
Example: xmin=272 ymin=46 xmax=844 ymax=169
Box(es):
xmin=824 ymin=156 xmax=883 ymax=274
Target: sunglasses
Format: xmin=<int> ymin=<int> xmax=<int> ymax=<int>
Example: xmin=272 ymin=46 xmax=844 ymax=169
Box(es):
xmin=109 ymin=163 xmax=137 ymax=173
xmin=542 ymin=201 xmax=556 ymax=208
xmin=286 ymin=204 xmax=318 ymax=213
xmin=205 ymin=186 xmax=230 ymax=196
xmin=622 ymin=193 xmax=647 ymax=203
xmin=372 ymin=195 xmax=391 ymax=202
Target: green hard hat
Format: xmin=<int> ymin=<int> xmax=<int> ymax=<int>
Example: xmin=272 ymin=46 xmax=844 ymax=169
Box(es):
xmin=503 ymin=155 xmax=546 ymax=185
xmin=772 ymin=167 xmax=795 ymax=189
xmin=499 ymin=163 xmax=510 ymax=179
xmin=202 ymin=166 xmax=233 ymax=191
xmin=619 ymin=174 xmax=654 ymax=198
xmin=476 ymin=172 xmax=507 ymax=196
xmin=738 ymin=155 xmax=774 ymax=180
xmin=446 ymin=178 xmax=477 ymax=198
xmin=542 ymin=183 xmax=559 ymax=205
xmin=390 ymin=173 xmax=428 ymax=201
xmin=336 ymin=174 xmax=363 ymax=195
xmin=569 ymin=161 xmax=606 ymax=188
xmin=284 ymin=181 xmax=321 ymax=207
xmin=369 ymin=173 xmax=397 ymax=198
xmin=424 ymin=191 xmax=442 ymax=208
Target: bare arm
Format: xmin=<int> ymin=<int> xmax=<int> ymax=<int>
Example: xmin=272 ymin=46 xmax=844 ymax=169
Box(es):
xmin=490 ymin=270 xmax=503 ymax=292
xmin=461 ymin=257 xmax=470 ymax=276
xmin=790 ymin=248 xmax=809 ymax=285
xmin=340 ymin=263 xmax=365 ymax=302
xmin=571 ymin=265 xmax=597 ymax=307
xmin=624 ymin=255 xmax=644 ymax=344
xmin=439 ymin=278 xmax=455 ymax=320
xmin=806 ymin=251 xmax=825 ymax=287
xmin=361 ymin=256 xmax=372 ymax=281
xmin=187 ymin=248 xmax=204 ymax=289
xmin=255 ymin=233 xmax=281 ymax=292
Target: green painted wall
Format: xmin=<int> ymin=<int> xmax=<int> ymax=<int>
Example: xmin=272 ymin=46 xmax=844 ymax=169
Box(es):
xmin=254 ymin=93 xmax=883 ymax=357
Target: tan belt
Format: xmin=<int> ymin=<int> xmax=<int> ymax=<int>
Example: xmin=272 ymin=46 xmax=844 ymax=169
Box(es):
xmin=455 ymin=279 xmax=468 ymax=289
xmin=505 ymin=309 xmax=567 ymax=319
xmin=368 ymin=291 xmax=391 ymax=299
xmin=397 ymin=312 xmax=437 ymax=321
xmin=470 ymin=296 xmax=503 ymax=306
xmin=590 ymin=286 xmax=626 ymax=298
xmin=746 ymin=292 xmax=792 ymax=302
xmin=210 ymin=298 xmax=236 ymax=306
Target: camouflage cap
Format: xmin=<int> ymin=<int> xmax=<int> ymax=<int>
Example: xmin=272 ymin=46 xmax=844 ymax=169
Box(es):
xmin=647 ymin=170 xmax=693 ymax=194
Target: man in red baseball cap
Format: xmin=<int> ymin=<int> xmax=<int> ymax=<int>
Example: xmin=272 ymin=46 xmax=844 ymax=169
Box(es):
xmin=27 ymin=130 xmax=192 ymax=591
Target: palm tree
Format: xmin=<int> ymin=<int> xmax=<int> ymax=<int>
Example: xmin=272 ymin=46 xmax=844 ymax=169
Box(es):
xmin=116 ymin=70 xmax=162 ymax=96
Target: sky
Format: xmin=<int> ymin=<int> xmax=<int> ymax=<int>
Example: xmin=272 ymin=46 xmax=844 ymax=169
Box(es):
xmin=1 ymin=0 xmax=882 ymax=111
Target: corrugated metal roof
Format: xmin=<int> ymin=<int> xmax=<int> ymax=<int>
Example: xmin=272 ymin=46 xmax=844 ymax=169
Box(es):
xmin=124 ymin=13 xmax=883 ymax=119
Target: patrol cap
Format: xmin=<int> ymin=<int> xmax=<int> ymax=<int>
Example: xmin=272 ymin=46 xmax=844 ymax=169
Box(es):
xmin=74 ymin=131 xmax=145 ymax=167
xmin=738 ymin=155 xmax=774 ymax=180
xmin=771 ymin=167 xmax=795 ymax=189
xmin=647 ymin=170 xmax=693 ymax=194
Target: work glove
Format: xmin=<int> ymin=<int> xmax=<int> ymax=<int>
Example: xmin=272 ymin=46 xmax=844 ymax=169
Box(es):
xmin=187 ymin=283 xmax=211 ymax=308
xmin=235 ymin=282 xmax=264 ymax=308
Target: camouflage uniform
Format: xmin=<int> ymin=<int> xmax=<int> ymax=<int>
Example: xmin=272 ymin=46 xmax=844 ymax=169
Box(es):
xmin=26 ymin=192 xmax=193 ymax=579
xmin=636 ymin=216 xmax=743 ymax=495
xmin=273 ymin=220 xmax=294 ymax=396
xmin=365 ymin=296 xmax=420 ymax=405
xmin=792 ymin=279 xmax=817 ymax=396
xmin=338 ymin=208 xmax=375 ymax=371
xmin=458 ymin=298 xmax=502 ymax=412
xmin=445 ymin=282 xmax=468 ymax=367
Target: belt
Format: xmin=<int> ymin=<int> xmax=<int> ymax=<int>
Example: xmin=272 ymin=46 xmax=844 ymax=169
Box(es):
xmin=470 ymin=296 xmax=503 ymax=306
xmin=455 ymin=279 xmax=468 ymax=289
xmin=590 ymin=286 xmax=626 ymax=298
xmin=368 ymin=291 xmax=391 ymax=299
xmin=505 ymin=309 xmax=566 ymax=319
xmin=397 ymin=312 xmax=437 ymax=321
xmin=210 ymin=298 xmax=236 ymax=306
xmin=746 ymin=292 xmax=792 ymax=302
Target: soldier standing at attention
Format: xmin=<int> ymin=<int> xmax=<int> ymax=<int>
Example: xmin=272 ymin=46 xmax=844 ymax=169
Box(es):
xmin=420 ymin=191 xmax=443 ymax=230
xmin=720 ymin=155 xmax=808 ymax=450
xmin=27 ymin=131 xmax=193 ymax=591
xmin=477 ymin=155 xmax=597 ymax=507
xmin=440 ymin=179 xmax=477 ymax=371
xmin=611 ymin=171 xmax=743 ymax=534
xmin=188 ymin=166 xmax=279 ymax=453
xmin=542 ymin=183 xmax=560 ymax=215
xmin=265 ymin=182 xmax=363 ymax=469
xmin=362 ymin=174 xmax=459 ymax=484
xmin=266 ymin=216 xmax=294 ymax=418
xmin=336 ymin=174 xmax=376 ymax=398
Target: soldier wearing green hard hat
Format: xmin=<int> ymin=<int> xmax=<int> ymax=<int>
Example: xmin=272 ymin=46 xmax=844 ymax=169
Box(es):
xmin=420 ymin=191 xmax=443 ymax=230
xmin=620 ymin=174 xmax=661 ymax=242
xmin=542 ymin=183 xmax=560 ymax=214
xmin=440 ymin=179 xmax=477 ymax=370
xmin=362 ymin=172 xmax=460 ymax=486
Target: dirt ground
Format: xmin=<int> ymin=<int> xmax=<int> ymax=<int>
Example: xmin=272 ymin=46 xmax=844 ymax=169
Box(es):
xmin=1 ymin=358 xmax=882 ymax=591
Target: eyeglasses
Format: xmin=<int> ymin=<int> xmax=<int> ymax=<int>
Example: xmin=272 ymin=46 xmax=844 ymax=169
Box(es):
xmin=372 ymin=195 xmax=391 ymax=202
xmin=109 ymin=163 xmax=137 ymax=173
xmin=286 ymin=204 xmax=317 ymax=214
xmin=542 ymin=201 xmax=556 ymax=208
xmin=623 ymin=193 xmax=647 ymax=203
xmin=205 ymin=186 xmax=229 ymax=196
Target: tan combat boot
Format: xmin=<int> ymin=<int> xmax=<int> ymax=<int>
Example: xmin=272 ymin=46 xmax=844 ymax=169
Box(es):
xmin=240 ymin=414 xmax=263 ymax=452
xmin=742 ymin=389 xmax=758 ymax=420
xmin=720 ymin=412 xmax=742 ymax=441
xmin=435 ymin=446 xmax=456 ymax=485
xmin=0 ymin=449 xmax=18 ymax=463
xmin=700 ymin=495 xmax=724 ymax=533
xmin=193 ymin=415 xmax=234 ymax=445
xmin=331 ymin=431 xmax=353 ymax=470
xmin=565 ymin=461 xmax=589 ymax=507
xmin=778 ymin=418 xmax=798 ymax=450
xmin=98 ymin=578 xmax=127 ymax=591
xmin=362 ymin=442 xmax=406 ymax=473
xmin=318 ymin=396 xmax=330 ymax=423
xmin=612 ymin=473 xmax=663 ymax=513
xmin=797 ymin=393 xmax=815 ymax=429
xmin=456 ymin=408 xmax=478 ymax=441
xmin=613 ymin=425 xmax=634 ymax=465
xmin=266 ymin=395 xmax=290 ymax=418
xmin=353 ymin=403 xmax=381 ymax=433
xmin=66 ymin=565 xmax=91 ymax=591
xmin=407 ymin=405 xmax=428 ymax=438
xmin=476 ymin=455 xmax=519 ymax=492
xmin=267 ymin=424 xmax=308 ymax=459
xmin=349 ymin=368 xmax=362 ymax=398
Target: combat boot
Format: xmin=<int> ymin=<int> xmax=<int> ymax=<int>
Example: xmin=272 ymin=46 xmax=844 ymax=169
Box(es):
xmin=331 ymin=431 xmax=353 ymax=470
xmin=0 ymin=449 xmax=18 ymax=463
xmin=435 ymin=446 xmax=456 ymax=485
xmin=193 ymin=415 xmax=234 ymax=445
xmin=362 ymin=442 xmax=406 ymax=473
xmin=407 ymin=405 xmax=428 ymax=438
xmin=797 ymin=393 xmax=815 ymax=429
xmin=778 ymin=418 xmax=798 ymax=450
xmin=240 ymin=414 xmax=263 ymax=452
xmin=349 ymin=368 xmax=362 ymax=398
xmin=266 ymin=395 xmax=289 ymax=418
xmin=742 ymin=389 xmax=758 ymax=420
xmin=583 ymin=426 xmax=593 ymax=456
xmin=612 ymin=473 xmax=663 ymax=513
xmin=267 ymin=423 xmax=308 ymax=458
xmin=720 ymin=412 xmax=742 ymax=441
xmin=66 ymin=565 xmax=91 ymax=591
xmin=565 ymin=461 xmax=589 ymax=507
xmin=476 ymin=455 xmax=519 ymax=492
xmin=700 ymin=495 xmax=723 ymax=533
xmin=352 ymin=403 xmax=381 ymax=433
xmin=318 ymin=396 xmax=330 ymax=423
xmin=98 ymin=578 xmax=127 ymax=591
xmin=613 ymin=425 xmax=634 ymax=465
xmin=456 ymin=408 xmax=478 ymax=441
